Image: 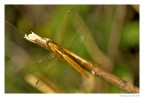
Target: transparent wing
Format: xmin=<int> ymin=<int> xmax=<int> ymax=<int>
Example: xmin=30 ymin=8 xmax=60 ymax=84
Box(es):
xmin=54 ymin=8 xmax=92 ymax=61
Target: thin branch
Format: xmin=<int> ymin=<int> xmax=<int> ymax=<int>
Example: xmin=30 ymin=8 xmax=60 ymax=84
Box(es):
xmin=24 ymin=32 xmax=139 ymax=93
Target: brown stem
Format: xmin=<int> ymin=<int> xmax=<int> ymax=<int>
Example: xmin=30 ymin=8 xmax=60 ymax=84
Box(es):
xmin=24 ymin=32 xmax=139 ymax=93
xmin=91 ymin=65 xmax=139 ymax=93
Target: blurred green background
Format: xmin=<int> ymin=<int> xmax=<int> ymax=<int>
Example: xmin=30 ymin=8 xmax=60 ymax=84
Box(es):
xmin=5 ymin=5 xmax=139 ymax=93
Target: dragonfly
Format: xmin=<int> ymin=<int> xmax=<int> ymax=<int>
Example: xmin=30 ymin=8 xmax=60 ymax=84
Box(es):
xmin=5 ymin=7 xmax=92 ymax=93
xmin=24 ymin=31 xmax=89 ymax=78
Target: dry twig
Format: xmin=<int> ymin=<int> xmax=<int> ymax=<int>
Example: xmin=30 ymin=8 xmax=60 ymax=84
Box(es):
xmin=24 ymin=32 xmax=139 ymax=93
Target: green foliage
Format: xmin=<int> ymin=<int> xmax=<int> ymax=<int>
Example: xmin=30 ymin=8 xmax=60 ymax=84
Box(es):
xmin=120 ymin=21 xmax=139 ymax=48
